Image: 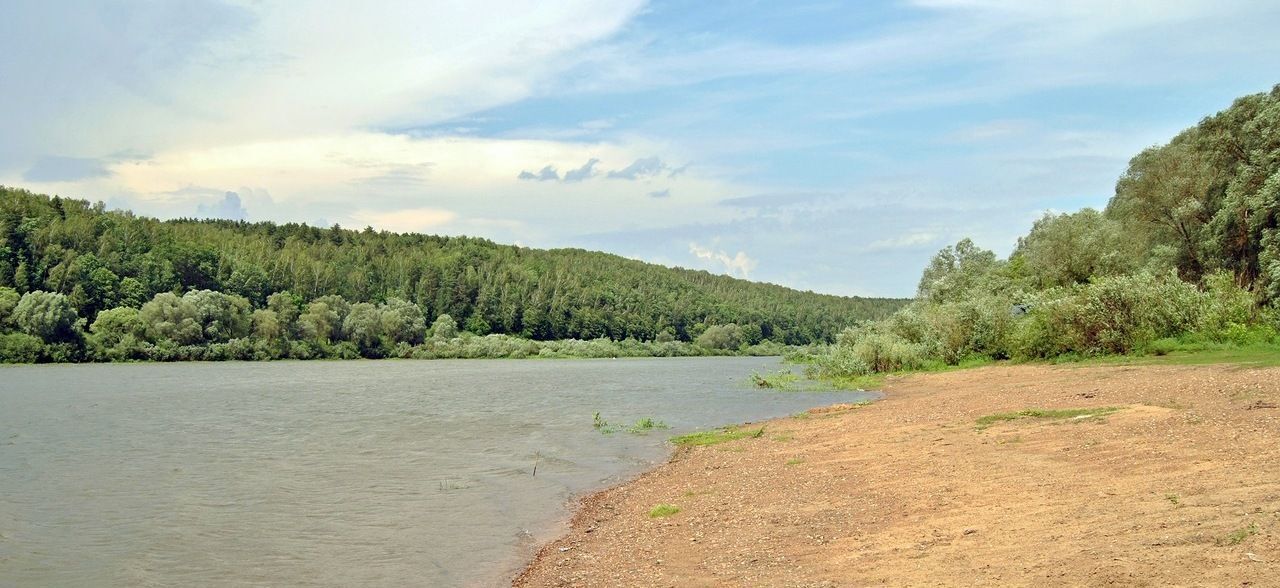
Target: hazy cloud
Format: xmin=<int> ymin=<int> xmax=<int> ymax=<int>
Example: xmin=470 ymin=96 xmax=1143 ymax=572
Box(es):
xmin=518 ymin=165 xmax=560 ymax=181
xmin=647 ymin=188 xmax=670 ymax=198
xmin=608 ymin=156 xmax=668 ymax=180
xmin=689 ymin=241 xmax=757 ymax=279
xmin=195 ymin=191 xmax=249 ymax=221
xmin=563 ymin=158 xmax=600 ymax=182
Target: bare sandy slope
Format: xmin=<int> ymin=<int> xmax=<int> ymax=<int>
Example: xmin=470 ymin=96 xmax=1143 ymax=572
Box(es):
xmin=514 ymin=364 xmax=1280 ymax=587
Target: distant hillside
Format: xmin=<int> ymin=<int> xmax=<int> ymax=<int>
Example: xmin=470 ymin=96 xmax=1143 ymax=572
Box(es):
xmin=0 ymin=187 xmax=905 ymax=346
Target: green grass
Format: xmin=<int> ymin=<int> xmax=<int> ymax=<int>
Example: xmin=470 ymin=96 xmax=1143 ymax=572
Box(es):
xmin=648 ymin=504 xmax=680 ymax=518
xmin=627 ymin=417 xmax=670 ymax=434
xmin=594 ymin=413 xmax=670 ymax=435
xmin=785 ymin=457 xmax=805 ymax=466
xmin=670 ymin=425 xmax=766 ymax=447
xmin=809 ymin=340 xmax=1279 ymax=392
xmin=1218 ymin=524 xmax=1258 ymax=546
xmin=751 ymin=369 xmax=800 ymax=389
xmin=818 ymin=355 xmax=996 ymax=391
xmin=1069 ymin=342 xmax=1280 ymax=368
xmin=1165 ymin=493 xmax=1180 ymax=506
xmin=975 ymin=407 xmax=1122 ymax=430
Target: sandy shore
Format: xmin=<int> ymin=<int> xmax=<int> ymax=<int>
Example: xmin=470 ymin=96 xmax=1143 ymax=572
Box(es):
xmin=514 ymin=364 xmax=1280 ymax=586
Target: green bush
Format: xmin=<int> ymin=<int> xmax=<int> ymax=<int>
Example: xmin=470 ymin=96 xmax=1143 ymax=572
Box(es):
xmin=0 ymin=332 xmax=44 ymax=363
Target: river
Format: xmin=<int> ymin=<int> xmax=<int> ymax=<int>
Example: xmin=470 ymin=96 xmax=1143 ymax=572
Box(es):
xmin=0 ymin=357 xmax=874 ymax=586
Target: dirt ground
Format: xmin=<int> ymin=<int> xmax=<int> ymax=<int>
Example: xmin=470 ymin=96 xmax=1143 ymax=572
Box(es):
xmin=514 ymin=364 xmax=1280 ymax=587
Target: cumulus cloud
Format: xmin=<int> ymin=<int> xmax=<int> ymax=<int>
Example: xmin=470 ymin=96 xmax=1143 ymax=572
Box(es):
xmin=608 ymin=156 xmax=668 ymax=180
xmin=518 ymin=165 xmax=561 ymax=181
xmin=195 ymin=191 xmax=249 ymax=221
xmin=689 ymin=242 xmax=757 ymax=279
xmin=647 ymin=188 xmax=671 ymax=198
xmin=563 ymin=158 xmax=600 ymax=182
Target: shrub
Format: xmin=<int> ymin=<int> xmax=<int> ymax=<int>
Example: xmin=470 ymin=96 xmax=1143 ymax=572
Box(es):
xmin=0 ymin=332 xmax=44 ymax=363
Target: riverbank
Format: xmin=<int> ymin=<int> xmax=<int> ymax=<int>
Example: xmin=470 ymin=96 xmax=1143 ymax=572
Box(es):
xmin=515 ymin=363 xmax=1280 ymax=586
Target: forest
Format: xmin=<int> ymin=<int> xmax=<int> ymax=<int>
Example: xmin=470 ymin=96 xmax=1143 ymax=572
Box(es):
xmin=812 ymin=85 xmax=1280 ymax=379
xmin=0 ymin=188 xmax=904 ymax=362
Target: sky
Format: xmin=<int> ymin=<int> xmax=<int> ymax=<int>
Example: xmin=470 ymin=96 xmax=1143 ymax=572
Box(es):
xmin=3 ymin=1 xmax=1279 ymax=297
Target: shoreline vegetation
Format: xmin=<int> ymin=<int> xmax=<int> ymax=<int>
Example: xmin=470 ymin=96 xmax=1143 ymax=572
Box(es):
xmin=0 ymin=185 xmax=904 ymax=364
xmin=783 ymin=85 xmax=1280 ymax=386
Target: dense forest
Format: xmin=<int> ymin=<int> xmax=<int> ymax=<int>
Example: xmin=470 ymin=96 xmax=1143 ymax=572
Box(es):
xmin=0 ymin=188 xmax=904 ymax=362
xmin=814 ymin=84 xmax=1280 ymax=379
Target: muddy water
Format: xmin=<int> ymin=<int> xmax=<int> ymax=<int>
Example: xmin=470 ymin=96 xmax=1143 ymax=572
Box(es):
xmin=0 ymin=357 xmax=874 ymax=586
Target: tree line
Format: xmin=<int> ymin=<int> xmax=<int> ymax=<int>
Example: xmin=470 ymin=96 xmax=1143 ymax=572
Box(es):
xmin=0 ymin=187 xmax=905 ymax=362
xmin=813 ymin=84 xmax=1280 ymax=377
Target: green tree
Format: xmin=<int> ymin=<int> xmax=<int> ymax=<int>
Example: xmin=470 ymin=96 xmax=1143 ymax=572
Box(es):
xmin=1014 ymin=209 xmax=1136 ymax=289
xmin=343 ymin=302 xmax=384 ymax=354
xmin=379 ymin=298 xmax=426 ymax=344
xmin=88 ymin=307 xmax=148 ymax=360
xmin=916 ymin=239 xmax=1000 ymax=303
xmin=0 ymin=286 xmax=19 ymax=329
xmin=13 ymin=291 xmax=82 ymax=342
xmin=430 ymin=313 xmax=458 ymax=339
xmin=140 ymin=292 xmax=203 ymax=345
xmin=695 ymin=323 xmax=744 ymax=350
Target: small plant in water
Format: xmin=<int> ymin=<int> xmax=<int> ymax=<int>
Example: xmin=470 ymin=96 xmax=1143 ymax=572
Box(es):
xmin=648 ymin=504 xmax=681 ymax=518
xmin=593 ymin=411 xmax=608 ymax=429
xmin=750 ymin=369 xmax=799 ymax=390
xmin=627 ymin=417 xmax=670 ymax=434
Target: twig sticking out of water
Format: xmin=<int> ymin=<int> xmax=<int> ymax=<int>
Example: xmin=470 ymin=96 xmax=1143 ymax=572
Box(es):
xmin=533 ymin=451 xmax=541 ymax=477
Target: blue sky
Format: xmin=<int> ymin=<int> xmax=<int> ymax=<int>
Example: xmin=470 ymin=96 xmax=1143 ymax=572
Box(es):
xmin=2 ymin=1 xmax=1279 ymax=296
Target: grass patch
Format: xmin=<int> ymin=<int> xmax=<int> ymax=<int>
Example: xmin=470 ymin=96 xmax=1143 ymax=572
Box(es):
xmin=595 ymin=413 xmax=669 ymax=435
xmin=648 ymin=504 xmax=680 ymax=518
xmin=1074 ymin=342 xmax=1280 ymax=368
xmin=627 ymin=417 xmax=670 ymax=434
xmin=751 ymin=369 xmax=800 ymax=390
xmin=785 ymin=457 xmax=805 ymax=466
xmin=772 ymin=432 xmax=794 ymax=442
xmin=975 ymin=407 xmax=1122 ymax=430
xmin=1165 ymin=493 xmax=1180 ymax=506
xmin=816 ymin=355 xmax=996 ymax=391
xmin=1218 ymin=524 xmax=1258 ymax=546
xmin=670 ymin=425 xmax=766 ymax=447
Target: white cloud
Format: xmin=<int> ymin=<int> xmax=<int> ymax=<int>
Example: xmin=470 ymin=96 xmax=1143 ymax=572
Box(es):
xmin=0 ymin=0 xmax=645 ymax=169
xmin=195 ymin=191 xmax=249 ymax=221
xmin=689 ymin=242 xmax=758 ymax=279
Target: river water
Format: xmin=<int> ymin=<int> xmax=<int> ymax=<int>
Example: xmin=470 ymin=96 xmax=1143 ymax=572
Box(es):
xmin=0 ymin=357 xmax=873 ymax=586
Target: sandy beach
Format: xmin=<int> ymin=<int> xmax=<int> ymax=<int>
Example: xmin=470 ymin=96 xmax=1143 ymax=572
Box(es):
xmin=516 ymin=364 xmax=1280 ymax=586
